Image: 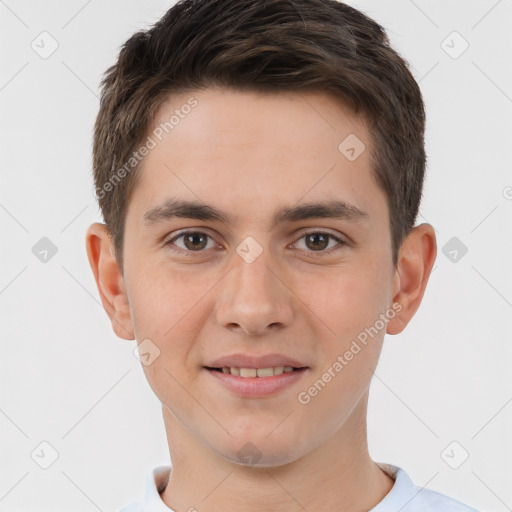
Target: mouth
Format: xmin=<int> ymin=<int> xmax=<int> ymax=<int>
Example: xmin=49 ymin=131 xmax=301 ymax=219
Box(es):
xmin=203 ymin=365 xmax=309 ymax=397
xmin=204 ymin=366 xmax=306 ymax=378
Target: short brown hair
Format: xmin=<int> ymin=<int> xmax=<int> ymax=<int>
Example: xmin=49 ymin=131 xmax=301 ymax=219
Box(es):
xmin=92 ymin=0 xmax=426 ymax=271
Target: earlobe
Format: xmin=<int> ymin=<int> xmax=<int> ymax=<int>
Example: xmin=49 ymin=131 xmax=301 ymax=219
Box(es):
xmin=386 ymin=223 xmax=437 ymax=335
xmin=85 ymin=222 xmax=135 ymax=340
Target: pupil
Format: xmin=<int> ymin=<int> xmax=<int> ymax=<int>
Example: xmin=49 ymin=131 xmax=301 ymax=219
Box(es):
xmin=306 ymin=233 xmax=328 ymax=251
xmin=185 ymin=232 xmax=207 ymax=251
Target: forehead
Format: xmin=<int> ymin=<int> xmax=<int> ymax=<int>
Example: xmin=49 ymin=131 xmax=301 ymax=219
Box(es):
xmin=128 ymin=87 xmax=385 ymax=227
xmin=150 ymin=87 xmax=367 ymax=155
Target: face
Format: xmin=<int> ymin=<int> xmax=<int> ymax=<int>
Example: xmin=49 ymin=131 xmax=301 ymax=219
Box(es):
xmin=103 ymin=88 xmax=403 ymax=466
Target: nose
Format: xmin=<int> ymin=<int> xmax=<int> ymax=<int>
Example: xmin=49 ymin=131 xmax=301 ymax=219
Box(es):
xmin=215 ymin=248 xmax=295 ymax=337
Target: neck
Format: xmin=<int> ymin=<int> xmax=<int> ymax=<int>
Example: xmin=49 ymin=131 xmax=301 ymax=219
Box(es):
xmin=160 ymin=398 xmax=394 ymax=512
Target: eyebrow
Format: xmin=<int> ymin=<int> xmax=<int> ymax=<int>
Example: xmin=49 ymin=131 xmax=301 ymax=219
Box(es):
xmin=143 ymin=197 xmax=369 ymax=227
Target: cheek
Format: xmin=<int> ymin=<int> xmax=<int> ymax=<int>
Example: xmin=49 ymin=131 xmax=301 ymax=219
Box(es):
xmin=126 ymin=265 xmax=212 ymax=402
xmin=305 ymin=259 xmax=391 ymax=394
xmin=303 ymin=260 xmax=389 ymax=339
xmin=127 ymin=260 xmax=215 ymax=340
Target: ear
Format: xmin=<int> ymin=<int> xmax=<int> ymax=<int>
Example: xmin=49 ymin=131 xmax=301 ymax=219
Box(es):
xmin=386 ymin=223 xmax=437 ymax=335
xmin=85 ymin=222 xmax=135 ymax=340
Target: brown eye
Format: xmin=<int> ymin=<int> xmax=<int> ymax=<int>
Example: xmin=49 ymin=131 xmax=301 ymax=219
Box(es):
xmin=294 ymin=231 xmax=346 ymax=254
xmin=305 ymin=233 xmax=329 ymax=251
xmin=166 ymin=231 xmax=215 ymax=252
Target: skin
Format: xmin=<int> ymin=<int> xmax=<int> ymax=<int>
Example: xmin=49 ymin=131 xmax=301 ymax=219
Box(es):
xmin=86 ymin=88 xmax=436 ymax=512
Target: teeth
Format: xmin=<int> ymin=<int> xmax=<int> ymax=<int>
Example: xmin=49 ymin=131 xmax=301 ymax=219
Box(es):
xmin=256 ymin=367 xmax=274 ymax=377
xmin=219 ymin=366 xmax=296 ymax=377
xmin=240 ymin=368 xmax=257 ymax=377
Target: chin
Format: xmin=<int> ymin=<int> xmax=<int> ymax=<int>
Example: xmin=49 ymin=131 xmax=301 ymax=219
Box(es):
xmin=210 ymin=433 xmax=307 ymax=468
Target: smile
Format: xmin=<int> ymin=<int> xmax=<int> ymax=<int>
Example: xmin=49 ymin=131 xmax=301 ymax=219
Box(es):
xmin=207 ymin=366 xmax=300 ymax=377
xmin=204 ymin=366 xmax=309 ymax=397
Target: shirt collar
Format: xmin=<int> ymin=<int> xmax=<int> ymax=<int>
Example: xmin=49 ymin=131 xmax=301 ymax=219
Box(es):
xmin=371 ymin=463 xmax=418 ymax=511
xmin=141 ymin=465 xmax=173 ymax=512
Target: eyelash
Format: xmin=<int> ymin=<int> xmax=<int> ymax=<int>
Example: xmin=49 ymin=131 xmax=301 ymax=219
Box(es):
xmin=164 ymin=230 xmax=347 ymax=257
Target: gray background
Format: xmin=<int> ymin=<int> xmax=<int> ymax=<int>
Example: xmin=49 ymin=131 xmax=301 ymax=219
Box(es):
xmin=1 ymin=1 xmax=511 ymax=511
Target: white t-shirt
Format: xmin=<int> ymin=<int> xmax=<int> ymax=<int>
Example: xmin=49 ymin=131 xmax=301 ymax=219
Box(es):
xmin=118 ymin=463 xmax=480 ymax=512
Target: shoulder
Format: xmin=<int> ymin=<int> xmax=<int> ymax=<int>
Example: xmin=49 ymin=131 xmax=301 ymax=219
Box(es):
xmin=373 ymin=463 xmax=480 ymax=512
xmin=407 ymin=487 xmax=480 ymax=511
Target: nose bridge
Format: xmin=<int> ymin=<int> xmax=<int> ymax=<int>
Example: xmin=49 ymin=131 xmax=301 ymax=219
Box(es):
xmin=216 ymin=241 xmax=293 ymax=335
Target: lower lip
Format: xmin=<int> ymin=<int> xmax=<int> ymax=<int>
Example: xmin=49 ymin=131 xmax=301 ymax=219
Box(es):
xmin=205 ymin=368 xmax=308 ymax=397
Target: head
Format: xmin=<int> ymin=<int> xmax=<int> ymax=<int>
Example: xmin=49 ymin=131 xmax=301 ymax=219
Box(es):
xmin=86 ymin=0 xmax=436 ymax=467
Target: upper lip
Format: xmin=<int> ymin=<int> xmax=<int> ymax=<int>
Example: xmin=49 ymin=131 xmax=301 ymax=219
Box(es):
xmin=205 ymin=353 xmax=308 ymax=369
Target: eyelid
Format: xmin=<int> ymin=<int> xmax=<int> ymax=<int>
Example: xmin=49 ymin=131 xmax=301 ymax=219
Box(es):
xmin=294 ymin=227 xmax=348 ymax=242
xmin=164 ymin=228 xmax=220 ymax=251
xmin=290 ymin=230 xmax=348 ymax=252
